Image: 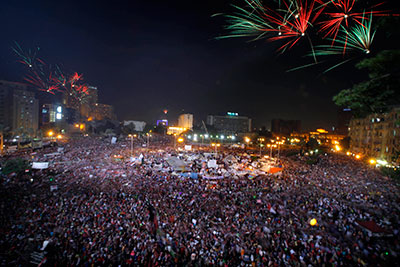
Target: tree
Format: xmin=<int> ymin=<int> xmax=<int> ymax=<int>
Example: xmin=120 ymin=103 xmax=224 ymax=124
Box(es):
xmin=306 ymin=137 xmax=319 ymax=150
xmin=333 ymin=50 xmax=400 ymax=117
xmin=340 ymin=136 xmax=350 ymax=150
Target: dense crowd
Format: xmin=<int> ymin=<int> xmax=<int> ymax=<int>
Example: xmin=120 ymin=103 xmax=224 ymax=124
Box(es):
xmin=1 ymin=136 xmax=399 ymax=266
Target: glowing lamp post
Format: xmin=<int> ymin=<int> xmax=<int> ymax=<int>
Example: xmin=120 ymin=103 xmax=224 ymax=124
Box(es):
xmin=244 ymin=137 xmax=250 ymax=149
xmin=211 ymin=143 xmax=220 ymax=154
xmin=258 ymin=138 xmax=265 ymax=156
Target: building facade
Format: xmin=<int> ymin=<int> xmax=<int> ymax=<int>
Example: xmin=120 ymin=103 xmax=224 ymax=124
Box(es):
xmin=349 ymin=107 xmax=400 ymax=163
xmin=93 ymin=103 xmax=115 ymax=120
xmin=0 ymin=81 xmax=13 ymax=131
xmin=178 ymin=113 xmax=193 ymax=130
xmin=0 ymin=80 xmax=39 ymax=135
xmin=41 ymin=104 xmax=64 ymax=125
xmin=336 ymin=108 xmax=352 ymax=135
xmin=80 ymin=86 xmax=98 ymax=118
xmin=207 ymin=112 xmax=251 ymax=134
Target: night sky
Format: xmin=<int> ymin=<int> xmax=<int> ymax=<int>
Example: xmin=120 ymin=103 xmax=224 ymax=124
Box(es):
xmin=0 ymin=0 xmax=398 ymax=130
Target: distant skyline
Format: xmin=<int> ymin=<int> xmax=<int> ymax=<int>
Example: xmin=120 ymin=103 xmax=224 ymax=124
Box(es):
xmin=1 ymin=0 xmax=399 ymax=130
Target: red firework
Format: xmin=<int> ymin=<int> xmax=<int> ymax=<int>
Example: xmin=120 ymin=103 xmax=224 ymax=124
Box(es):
xmin=265 ymin=0 xmax=321 ymax=51
xmin=318 ymin=0 xmax=388 ymax=41
xmin=24 ymin=72 xmax=61 ymax=95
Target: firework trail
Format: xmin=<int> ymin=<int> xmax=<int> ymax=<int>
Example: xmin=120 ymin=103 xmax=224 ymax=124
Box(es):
xmin=216 ymin=0 xmax=396 ymax=72
xmin=13 ymin=43 xmax=91 ymax=103
xmin=215 ymin=0 xmax=325 ymax=53
xmin=11 ymin=41 xmax=41 ymax=69
xmin=318 ymin=0 xmax=388 ymax=43
xmin=309 ymin=13 xmax=376 ymax=72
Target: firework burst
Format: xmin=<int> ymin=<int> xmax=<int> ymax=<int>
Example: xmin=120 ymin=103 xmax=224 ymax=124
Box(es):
xmin=12 ymin=41 xmax=41 ymax=69
xmin=13 ymin=43 xmax=91 ymax=103
xmin=215 ymin=0 xmax=324 ymax=53
xmin=314 ymin=13 xmax=375 ymax=56
xmin=318 ymin=0 xmax=387 ymax=43
xmin=216 ymin=0 xmax=396 ymax=72
xmin=307 ymin=13 xmax=375 ymax=72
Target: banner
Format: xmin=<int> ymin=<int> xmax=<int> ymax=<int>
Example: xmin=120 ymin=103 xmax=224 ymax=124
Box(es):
xmin=207 ymin=160 xmax=218 ymax=168
xmin=203 ymin=175 xmax=224 ymax=180
xmin=7 ymin=145 xmax=17 ymax=152
xmin=32 ymin=162 xmax=49 ymax=169
xmin=184 ymin=145 xmax=192 ymax=151
xmin=50 ymin=185 xmax=58 ymax=191
xmin=45 ymin=152 xmax=60 ymax=157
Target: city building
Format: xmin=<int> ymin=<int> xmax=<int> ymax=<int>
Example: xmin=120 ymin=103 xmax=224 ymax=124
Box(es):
xmin=271 ymin=119 xmax=301 ymax=135
xmin=167 ymin=126 xmax=188 ymax=135
xmin=157 ymin=119 xmax=168 ymax=126
xmin=0 ymin=80 xmax=39 ymax=135
xmin=336 ymin=108 xmax=352 ymax=135
xmin=41 ymin=104 xmax=65 ymax=125
xmin=349 ymin=107 xmax=400 ymax=163
xmin=309 ymin=129 xmax=346 ymax=146
xmin=0 ymin=81 xmax=14 ymax=131
xmin=178 ymin=113 xmax=193 ymax=130
xmin=92 ymin=103 xmax=116 ymax=121
xmin=290 ymin=129 xmax=346 ymax=146
xmin=80 ymin=86 xmax=98 ymax=118
xmin=207 ymin=112 xmax=251 ymax=134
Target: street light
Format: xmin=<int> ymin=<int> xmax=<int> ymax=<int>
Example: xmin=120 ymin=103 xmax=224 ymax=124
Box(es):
xmin=244 ymin=137 xmax=251 ymax=145
xmin=277 ymin=141 xmax=282 ymax=159
xmin=48 ymin=131 xmax=54 ymax=137
xmin=211 ymin=143 xmax=220 ymax=154
xmin=258 ymin=138 xmax=265 ymax=156
xmin=267 ymin=144 xmax=272 ymax=158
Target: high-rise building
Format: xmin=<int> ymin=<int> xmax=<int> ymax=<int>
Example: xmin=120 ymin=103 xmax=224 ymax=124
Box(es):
xmin=207 ymin=112 xmax=251 ymax=134
xmin=80 ymin=86 xmax=98 ymax=118
xmin=178 ymin=113 xmax=193 ymax=130
xmin=336 ymin=108 xmax=352 ymax=135
xmin=349 ymin=107 xmax=400 ymax=163
xmin=0 ymin=80 xmax=39 ymax=134
xmin=93 ymin=103 xmax=116 ymax=120
xmin=41 ymin=104 xmax=64 ymax=125
xmin=0 ymin=81 xmax=14 ymax=131
xmin=271 ymin=119 xmax=301 ymax=135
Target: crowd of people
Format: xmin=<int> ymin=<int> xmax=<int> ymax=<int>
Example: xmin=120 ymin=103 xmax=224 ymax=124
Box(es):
xmin=1 ymin=135 xmax=399 ymax=266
